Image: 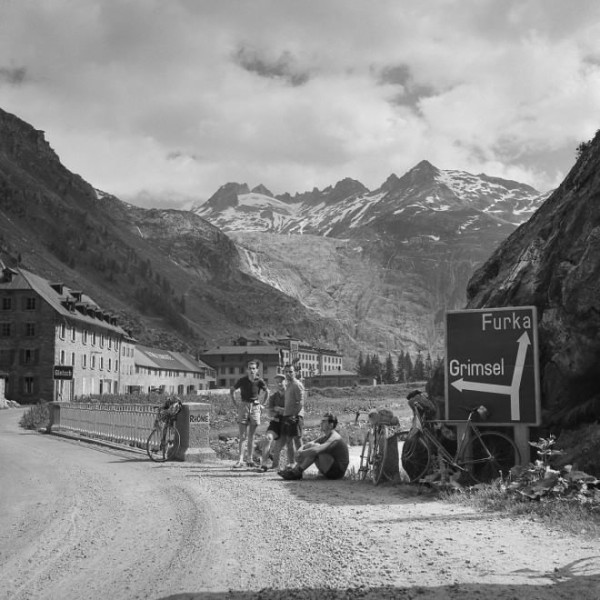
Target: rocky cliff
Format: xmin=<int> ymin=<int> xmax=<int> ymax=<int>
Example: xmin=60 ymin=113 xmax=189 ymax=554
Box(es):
xmin=467 ymin=131 xmax=600 ymax=425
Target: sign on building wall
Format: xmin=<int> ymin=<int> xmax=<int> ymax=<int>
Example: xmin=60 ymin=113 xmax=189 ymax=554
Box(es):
xmin=445 ymin=306 xmax=541 ymax=425
xmin=53 ymin=365 xmax=73 ymax=380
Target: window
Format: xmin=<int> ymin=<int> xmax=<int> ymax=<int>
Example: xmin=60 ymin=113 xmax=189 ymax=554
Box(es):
xmin=99 ymin=357 xmax=104 ymax=371
xmin=2 ymin=297 xmax=12 ymax=310
xmin=60 ymin=350 xmax=65 ymax=365
xmin=21 ymin=349 xmax=37 ymax=365
xmin=108 ymin=336 xmax=112 ymax=349
xmin=91 ymin=356 xmax=96 ymax=370
xmin=25 ymin=323 xmax=36 ymax=337
xmin=0 ymin=323 xmax=11 ymax=337
xmin=71 ymin=352 xmax=75 ymax=366
xmin=92 ymin=332 xmax=96 ymax=346
xmin=82 ymin=354 xmax=87 ymax=369
xmin=23 ymin=377 xmax=35 ymax=394
xmin=83 ymin=330 xmax=88 ymax=344
xmin=24 ymin=297 xmax=36 ymax=310
xmin=100 ymin=334 xmax=104 ymax=348
xmin=108 ymin=358 xmax=112 ymax=372
xmin=115 ymin=360 xmax=119 ymax=372
xmin=59 ymin=323 xmax=66 ymax=339
xmin=71 ymin=327 xmax=76 ymax=342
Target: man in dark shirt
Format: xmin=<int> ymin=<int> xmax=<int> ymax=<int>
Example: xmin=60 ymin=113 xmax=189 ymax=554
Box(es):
xmin=279 ymin=412 xmax=349 ymax=480
xmin=230 ymin=360 xmax=268 ymax=468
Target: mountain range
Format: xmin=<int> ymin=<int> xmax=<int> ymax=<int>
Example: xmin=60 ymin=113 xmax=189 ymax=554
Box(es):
xmin=0 ymin=105 xmax=549 ymax=365
xmin=194 ymin=162 xmax=548 ymax=359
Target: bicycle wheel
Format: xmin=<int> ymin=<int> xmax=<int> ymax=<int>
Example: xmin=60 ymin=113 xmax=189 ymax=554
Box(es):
xmin=358 ymin=430 xmax=373 ymax=481
xmin=469 ymin=432 xmax=520 ymax=483
xmin=371 ymin=426 xmax=389 ymax=485
xmin=146 ymin=425 xmax=180 ymax=462
xmin=401 ymin=433 xmax=431 ymax=482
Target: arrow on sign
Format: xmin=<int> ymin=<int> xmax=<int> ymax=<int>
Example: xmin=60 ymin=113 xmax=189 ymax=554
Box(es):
xmin=451 ymin=332 xmax=531 ymax=421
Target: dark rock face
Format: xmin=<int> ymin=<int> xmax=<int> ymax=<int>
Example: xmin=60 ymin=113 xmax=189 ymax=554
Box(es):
xmin=466 ymin=132 xmax=600 ymax=425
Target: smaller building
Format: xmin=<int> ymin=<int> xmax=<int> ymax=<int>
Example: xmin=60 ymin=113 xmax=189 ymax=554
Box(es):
xmin=306 ymin=370 xmax=360 ymax=389
xmin=201 ymin=335 xmax=346 ymax=388
xmin=126 ymin=345 xmax=216 ymax=395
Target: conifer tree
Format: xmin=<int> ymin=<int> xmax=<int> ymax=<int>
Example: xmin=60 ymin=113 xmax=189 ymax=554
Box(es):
xmin=356 ymin=351 xmax=364 ymax=376
xmin=364 ymin=354 xmax=372 ymax=378
xmin=371 ymin=353 xmax=382 ymax=383
xmin=383 ymin=353 xmax=396 ymax=384
xmin=404 ymin=352 xmax=414 ymax=382
xmin=396 ymin=351 xmax=406 ymax=383
xmin=413 ymin=350 xmax=425 ymax=381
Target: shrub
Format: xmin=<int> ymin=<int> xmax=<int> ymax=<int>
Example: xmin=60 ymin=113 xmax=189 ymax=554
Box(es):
xmin=19 ymin=402 xmax=51 ymax=430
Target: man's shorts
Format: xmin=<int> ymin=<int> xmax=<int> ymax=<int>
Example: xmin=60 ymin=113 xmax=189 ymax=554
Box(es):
xmin=281 ymin=415 xmax=303 ymax=438
xmin=315 ymin=452 xmax=347 ymax=480
xmin=266 ymin=419 xmax=282 ymax=439
xmin=238 ymin=402 xmax=261 ymax=426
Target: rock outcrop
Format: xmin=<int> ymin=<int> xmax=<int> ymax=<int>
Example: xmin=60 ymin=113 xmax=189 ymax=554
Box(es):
xmin=466 ymin=131 xmax=600 ymax=425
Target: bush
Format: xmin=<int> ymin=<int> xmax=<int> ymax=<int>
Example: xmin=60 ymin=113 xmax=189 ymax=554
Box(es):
xmin=19 ymin=402 xmax=51 ymax=430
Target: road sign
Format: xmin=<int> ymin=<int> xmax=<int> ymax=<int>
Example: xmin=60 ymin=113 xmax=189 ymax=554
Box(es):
xmin=53 ymin=365 xmax=73 ymax=380
xmin=445 ymin=306 xmax=540 ymax=425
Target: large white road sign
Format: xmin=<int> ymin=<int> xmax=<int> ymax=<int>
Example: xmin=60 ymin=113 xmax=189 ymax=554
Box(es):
xmin=445 ymin=306 xmax=541 ymax=424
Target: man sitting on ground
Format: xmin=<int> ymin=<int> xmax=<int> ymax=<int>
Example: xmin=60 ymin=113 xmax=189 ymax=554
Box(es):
xmin=278 ymin=412 xmax=349 ymax=481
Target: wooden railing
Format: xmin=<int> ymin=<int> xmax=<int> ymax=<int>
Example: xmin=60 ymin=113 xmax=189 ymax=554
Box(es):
xmin=50 ymin=403 xmax=157 ymax=449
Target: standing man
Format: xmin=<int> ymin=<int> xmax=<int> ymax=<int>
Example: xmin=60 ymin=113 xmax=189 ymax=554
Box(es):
xmin=230 ymin=360 xmax=268 ymax=468
xmin=258 ymin=373 xmax=286 ymax=472
xmin=278 ymin=363 xmax=305 ymax=470
xmin=279 ymin=412 xmax=349 ymax=480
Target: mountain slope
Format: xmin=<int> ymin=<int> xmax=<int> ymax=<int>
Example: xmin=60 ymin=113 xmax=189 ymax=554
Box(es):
xmin=0 ymin=107 xmax=348 ymax=353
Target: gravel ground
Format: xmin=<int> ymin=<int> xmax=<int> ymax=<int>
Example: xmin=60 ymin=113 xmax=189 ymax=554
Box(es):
xmin=1 ymin=408 xmax=599 ymax=600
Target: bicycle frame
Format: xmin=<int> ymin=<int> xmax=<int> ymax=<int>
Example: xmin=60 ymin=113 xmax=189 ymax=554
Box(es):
xmin=407 ymin=406 xmax=513 ymax=482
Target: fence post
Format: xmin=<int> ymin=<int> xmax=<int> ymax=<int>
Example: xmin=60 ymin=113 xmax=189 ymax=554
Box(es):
xmin=176 ymin=402 xmax=215 ymax=462
xmin=48 ymin=402 xmax=60 ymax=432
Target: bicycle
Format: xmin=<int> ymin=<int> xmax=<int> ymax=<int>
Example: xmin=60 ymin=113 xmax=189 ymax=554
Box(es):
xmin=146 ymin=399 xmax=182 ymax=462
xmin=358 ymin=410 xmax=405 ymax=485
xmin=401 ymin=403 xmax=521 ymax=485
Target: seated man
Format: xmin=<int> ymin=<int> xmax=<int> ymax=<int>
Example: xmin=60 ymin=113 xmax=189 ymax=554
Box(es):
xmin=278 ymin=412 xmax=349 ymax=481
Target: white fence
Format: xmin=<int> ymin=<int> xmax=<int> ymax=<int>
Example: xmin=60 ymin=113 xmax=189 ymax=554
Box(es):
xmin=51 ymin=403 xmax=158 ymax=448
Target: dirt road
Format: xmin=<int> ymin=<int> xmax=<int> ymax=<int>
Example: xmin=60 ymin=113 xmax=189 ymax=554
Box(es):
xmin=1 ymin=408 xmax=599 ymax=600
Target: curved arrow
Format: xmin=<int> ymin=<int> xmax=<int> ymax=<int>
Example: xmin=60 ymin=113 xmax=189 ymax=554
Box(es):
xmin=450 ymin=331 xmax=531 ymax=421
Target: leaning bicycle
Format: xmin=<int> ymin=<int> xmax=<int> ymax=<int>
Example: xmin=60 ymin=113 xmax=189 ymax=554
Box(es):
xmin=401 ymin=403 xmax=520 ymax=485
xmin=146 ymin=398 xmax=182 ymax=462
xmin=358 ymin=409 xmax=402 ymax=485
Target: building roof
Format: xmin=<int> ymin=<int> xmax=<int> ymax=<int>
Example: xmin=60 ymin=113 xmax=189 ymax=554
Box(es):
xmin=135 ymin=345 xmax=210 ymax=373
xmin=2 ymin=268 xmax=129 ymax=336
xmin=311 ymin=370 xmax=357 ymax=377
xmin=202 ymin=345 xmax=280 ymax=356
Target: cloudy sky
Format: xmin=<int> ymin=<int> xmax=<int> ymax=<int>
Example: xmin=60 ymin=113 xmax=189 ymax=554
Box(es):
xmin=1 ymin=0 xmax=600 ymax=208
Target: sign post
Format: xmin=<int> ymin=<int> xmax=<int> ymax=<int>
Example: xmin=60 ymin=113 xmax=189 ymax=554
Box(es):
xmin=445 ymin=307 xmax=541 ymax=462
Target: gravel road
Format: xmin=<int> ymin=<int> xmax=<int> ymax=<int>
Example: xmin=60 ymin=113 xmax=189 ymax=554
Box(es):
xmin=1 ymin=408 xmax=599 ymax=600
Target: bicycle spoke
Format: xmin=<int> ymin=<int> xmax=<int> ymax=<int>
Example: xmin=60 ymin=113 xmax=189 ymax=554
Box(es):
xmin=469 ymin=432 xmax=520 ymax=483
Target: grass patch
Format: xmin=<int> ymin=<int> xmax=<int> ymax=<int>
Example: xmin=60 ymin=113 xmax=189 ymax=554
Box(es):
xmin=441 ymin=481 xmax=600 ymax=539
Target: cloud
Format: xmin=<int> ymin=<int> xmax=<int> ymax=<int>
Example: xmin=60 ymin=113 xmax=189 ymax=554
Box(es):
xmin=233 ymin=46 xmax=310 ymax=87
xmin=0 ymin=66 xmax=27 ymax=85
xmin=1 ymin=0 xmax=600 ymax=203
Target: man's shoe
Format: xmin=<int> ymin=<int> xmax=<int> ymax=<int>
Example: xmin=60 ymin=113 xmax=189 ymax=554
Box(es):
xmin=279 ymin=466 xmax=303 ymax=480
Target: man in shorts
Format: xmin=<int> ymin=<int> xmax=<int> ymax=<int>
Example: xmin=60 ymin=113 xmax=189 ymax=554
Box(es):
xmin=277 ymin=363 xmax=305 ymax=470
xmin=279 ymin=412 xmax=349 ymax=480
xmin=230 ymin=360 xmax=268 ymax=468
xmin=258 ymin=373 xmax=286 ymax=471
